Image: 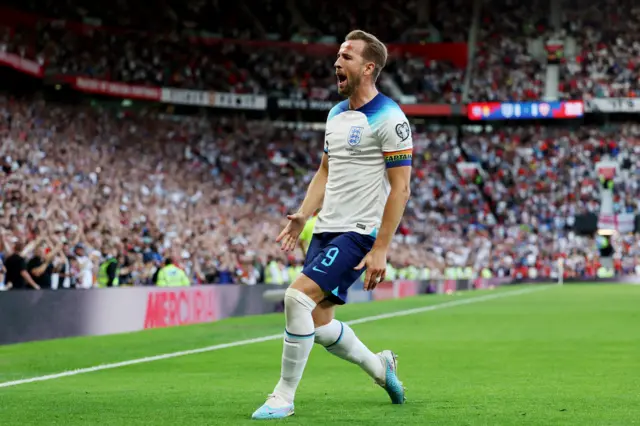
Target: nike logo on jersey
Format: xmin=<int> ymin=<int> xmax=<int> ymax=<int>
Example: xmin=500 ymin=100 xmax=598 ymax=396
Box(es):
xmin=312 ymin=266 xmax=328 ymax=274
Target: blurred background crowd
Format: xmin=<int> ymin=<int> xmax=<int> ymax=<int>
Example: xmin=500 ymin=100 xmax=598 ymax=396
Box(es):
xmin=1 ymin=0 xmax=639 ymax=290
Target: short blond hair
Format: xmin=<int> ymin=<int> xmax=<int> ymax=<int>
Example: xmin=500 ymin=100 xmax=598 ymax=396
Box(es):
xmin=345 ymin=30 xmax=388 ymax=82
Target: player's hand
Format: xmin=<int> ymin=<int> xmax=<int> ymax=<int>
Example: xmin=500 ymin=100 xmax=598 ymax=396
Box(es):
xmin=354 ymin=248 xmax=387 ymax=291
xmin=276 ymin=212 xmax=307 ymax=252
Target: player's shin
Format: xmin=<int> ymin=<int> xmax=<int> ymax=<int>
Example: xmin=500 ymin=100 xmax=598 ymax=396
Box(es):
xmin=272 ymin=288 xmax=317 ymax=404
xmin=315 ymin=320 xmax=384 ymax=382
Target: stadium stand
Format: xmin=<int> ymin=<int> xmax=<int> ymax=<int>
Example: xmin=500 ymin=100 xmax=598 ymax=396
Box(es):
xmin=0 ymin=0 xmax=639 ymax=290
xmin=0 ymin=0 xmax=471 ymax=42
xmin=0 ymin=5 xmax=468 ymax=103
xmin=469 ymin=0 xmax=549 ymax=102
xmin=1 ymin=95 xmax=639 ymax=287
xmin=559 ymin=0 xmax=640 ymax=99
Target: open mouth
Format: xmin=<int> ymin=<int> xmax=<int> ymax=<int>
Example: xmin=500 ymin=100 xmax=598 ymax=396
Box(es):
xmin=336 ymin=73 xmax=347 ymax=89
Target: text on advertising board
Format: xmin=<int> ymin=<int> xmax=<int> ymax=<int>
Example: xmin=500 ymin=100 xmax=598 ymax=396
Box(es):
xmin=144 ymin=288 xmax=217 ymax=329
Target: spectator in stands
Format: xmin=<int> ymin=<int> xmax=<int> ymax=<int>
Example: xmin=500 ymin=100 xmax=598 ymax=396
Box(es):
xmin=216 ymin=258 xmax=236 ymax=284
xmin=52 ymin=241 xmax=73 ymax=289
xmin=27 ymin=240 xmax=63 ymax=290
xmin=97 ymin=252 xmax=121 ymax=288
xmin=74 ymin=244 xmax=95 ymax=289
xmin=117 ymin=251 xmax=136 ymax=286
xmin=4 ymin=241 xmax=39 ymax=290
xmin=156 ymin=257 xmax=190 ymax=287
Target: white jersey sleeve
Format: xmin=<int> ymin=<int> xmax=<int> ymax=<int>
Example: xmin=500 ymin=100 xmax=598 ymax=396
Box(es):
xmin=375 ymin=106 xmax=413 ymax=168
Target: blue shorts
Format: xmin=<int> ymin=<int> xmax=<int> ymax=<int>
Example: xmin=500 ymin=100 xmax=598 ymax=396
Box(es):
xmin=302 ymin=232 xmax=375 ymax=305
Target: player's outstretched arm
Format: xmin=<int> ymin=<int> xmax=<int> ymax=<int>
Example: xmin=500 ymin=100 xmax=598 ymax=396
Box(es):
xmin=355 ymin=165 xmax=411 ymax=290
xmin=297 ymin=153 xmax=328 ymax=219
xmin=276 ymin=153 xmax=328 ymax=252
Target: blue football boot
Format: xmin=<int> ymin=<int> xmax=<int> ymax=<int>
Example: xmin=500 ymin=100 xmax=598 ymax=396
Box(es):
xmin=376 ymin=350 xmax=406 ymax=404
xmin=251 ymin=394 xmax=295 ymax=420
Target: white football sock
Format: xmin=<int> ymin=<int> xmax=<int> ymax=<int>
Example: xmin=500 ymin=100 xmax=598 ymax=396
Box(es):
xmin=272 ymin=288 xmax=317 ymax=405
xmin=315 ymin=320 xmax=385 ymax=382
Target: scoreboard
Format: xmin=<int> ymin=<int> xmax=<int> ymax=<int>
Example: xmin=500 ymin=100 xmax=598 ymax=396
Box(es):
xmin=467 ymin=101 xmax=584 ymax=121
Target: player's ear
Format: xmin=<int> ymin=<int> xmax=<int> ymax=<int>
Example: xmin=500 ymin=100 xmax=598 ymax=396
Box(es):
xmin=363 ymin=61 xmax=375 ymax=77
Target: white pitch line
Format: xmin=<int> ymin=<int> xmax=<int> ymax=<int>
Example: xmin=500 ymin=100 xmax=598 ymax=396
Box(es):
xmin=0 ymin=285 xmax=549 ymax=389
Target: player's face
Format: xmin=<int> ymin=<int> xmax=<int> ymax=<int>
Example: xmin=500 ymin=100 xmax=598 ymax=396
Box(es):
xmin=334 ymin=40 xmax=369 ymax=97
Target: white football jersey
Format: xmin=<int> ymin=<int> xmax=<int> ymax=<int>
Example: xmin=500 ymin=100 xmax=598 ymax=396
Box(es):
xmin=315 ymin=93 xmax=413 ymax=236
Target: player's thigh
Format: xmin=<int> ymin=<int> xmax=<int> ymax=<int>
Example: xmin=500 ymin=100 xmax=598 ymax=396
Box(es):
xmin=312 ymin=300 xmax=336 ymax=327
xmin=290 ymin=272 xmax=329 ymax=304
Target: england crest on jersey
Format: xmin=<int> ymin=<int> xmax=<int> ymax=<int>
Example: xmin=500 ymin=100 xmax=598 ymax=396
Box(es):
xmin=347 ymin=126 xmax=364 ymax=146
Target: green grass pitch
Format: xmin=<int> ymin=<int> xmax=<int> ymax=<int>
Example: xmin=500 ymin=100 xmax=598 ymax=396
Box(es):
xmin=1 ymin=284 xmax=639 ymax=425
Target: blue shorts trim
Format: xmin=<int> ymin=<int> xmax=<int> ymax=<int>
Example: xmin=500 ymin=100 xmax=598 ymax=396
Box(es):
xmin=302 ymin=232 xmax=375 ymax=305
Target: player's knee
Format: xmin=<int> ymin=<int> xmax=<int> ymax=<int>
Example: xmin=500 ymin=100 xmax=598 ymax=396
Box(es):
xmin=314 ymin=319 xmax=343 ymax=347
xmin=283 ymin=288 xmax=317 ymax=336
xmin=284 ymin=288 xmax=316 ymax=314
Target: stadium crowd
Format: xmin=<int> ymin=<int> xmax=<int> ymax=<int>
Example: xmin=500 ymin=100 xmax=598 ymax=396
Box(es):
xmin=469 ymin=0 xmax=549 ymax=102
xmin=0 ymin=95 xmax=639 ymax=290
xmin=0 ymin=0 xmax=640 ymax=290
xmin=3 ymin=23 xmax=343 ymax=101
xmin=0 ymin=0 xmax=496 ymax=103
xmin=1 ymin=0 xmax=470 ymax=43
xmin=560 ymin=0 xmax=640 ymax=99
xmin=2 ymin=0 xmax=640 ymax=103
